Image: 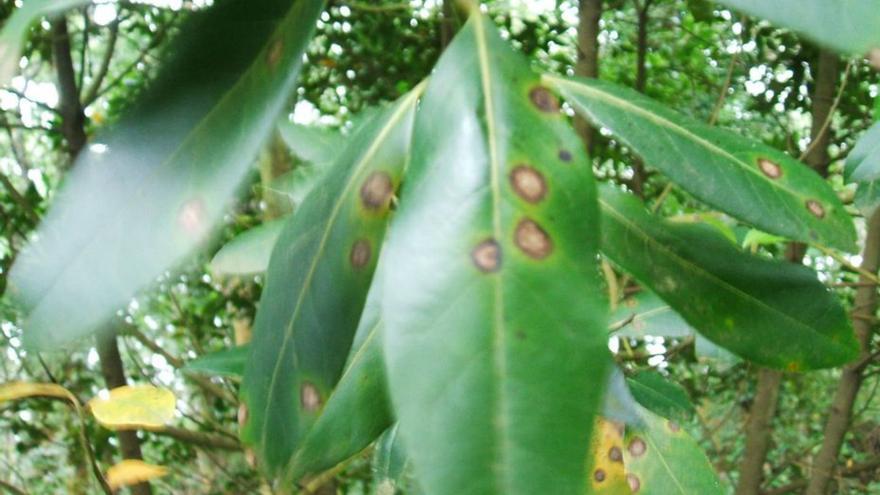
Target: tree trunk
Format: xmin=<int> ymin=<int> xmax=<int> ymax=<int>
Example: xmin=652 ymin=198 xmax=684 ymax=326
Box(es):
xmin=628 ymin=0 xmax=652 ymax=197
xmin=804 ymin=50 xmax=839 ymax=177
xmin=574 ymin=0 xmax=602 ymax=154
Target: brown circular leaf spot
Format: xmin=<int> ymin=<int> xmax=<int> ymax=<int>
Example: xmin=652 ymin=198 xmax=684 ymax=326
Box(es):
xmin=510 ymin=165 xmax=547 ymax=203
xmin=529 ymin=86 xmax=559 ymax=113
xmin=628 ymin=437 xmax=647 ymax=457
xmin=805 ymin=199 xmax=826 ymax=219
xmin=608 ymin=446 xmax=623 ymax=463
xmin=626 ymin=473 xmax=641 ymax=492
xmin=360 ymin=171 xmax=394 ymax=210
xmin=558 ymin=149 xmax=573 ymax=162
xmin=668 ymin=421 xmax=680 ymax=433
xmin=593 ymin=469 xmax=606 ymax=483
xmin=472 ymin=239 xmax=501 ymax=273
xmin=350 ymin=239 xmax=372 ymax=270
xmin=267 ymin=38 xmax=283 ymax=69
xmin=757 ymin=158 xmax=782 ymax=179
xmin=178 ymin=197 xmax=207 ymax=237
xmin=514 ymin=219 xmax=553 ymax=259
xmin=237 ymin=404 xmax=248 ymax=428
xmin=300 ymin=381 xmax=322 ymax=412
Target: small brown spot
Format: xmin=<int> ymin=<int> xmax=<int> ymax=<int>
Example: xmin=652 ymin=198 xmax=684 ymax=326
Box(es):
xmin=510 ymin=165 xmax=547 ymax=203
xmin=514 ymin=219 xmax=553 ymax=259
xmin=628 ymin=437 xmax=647 ymax=457
xmin=558 ymin=149 xmax=573 ymax=162
xmin=529 ymin=86 xmax=559 ymax=113
xmin=515 ymin=330 xmax=526 ymax=340
xmin=237 ymin=404 xmax=248 ymax=427
xmin=360 ymin=171 xmax=394 ymax=210
xmin=757 ymin=158 xmax=782 ymax=179
xmin=267 ymin=38 xmax=283 ymax=68
xmin=244 ymin=449 xmax=257 ymax=468
xmin=786 ymin=361 xmax=802 ymax=372
xmin=593 ymin=469 xmax=606 ymax=482
xmin=300 ymin=381 xmax=322 ymax=412
xmin=805 ymin=199 xmax=826 ymax=219
xmin=608 ymin=446 xmax=623 ymax=463
xmin=350 ymin=239 xmax=372 ymax=269
xmin=178 ymin=197 xmax=207 ymax=237
xmin=869 ymin=48 xmax=880 ymax=70
xmin=626 ymin=473 xmax=641 ymax=492
xmin=668 ymin=421 xmax=680 ymax=433
xmin=472 ymin=239 xmax=501 ymax=273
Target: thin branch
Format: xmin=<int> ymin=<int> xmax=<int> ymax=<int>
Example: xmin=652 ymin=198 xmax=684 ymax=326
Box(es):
xmin=798 ymin=59 xmax=853 ymax=162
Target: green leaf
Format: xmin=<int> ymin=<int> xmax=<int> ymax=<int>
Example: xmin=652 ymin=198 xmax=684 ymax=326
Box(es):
xmin=599 ymin=186 xmax=858 ymax=370
xmin=854 ymin=180 xmax=880 ymax=218
xmin=845 ymin=121 xmax=880 ymax=183
xmin=262 ymin=165 xmax=329 ymax=215
xmin=183 ymin=345 xmax=250 ymax=378
xmin=371 ymin=425 xmax=413 ymax=495
xmin=546 ymin=75 xmax=856 ymax=252
xmin=626 ymin=371 xmax=694 ymax=420
xmin=277 ymin=121 xmax=342 ymax=165
xmin=281 ymin=291 xmax=393 ymax=484
xmin=210 ymin=220 xmax=285 ymax=276
xmin=381 ymin=16 xmax=610 ymax=495
xmin=623 ymin=408 xmax=722 ymax=494
xmin=716 ymin=0 xmax=880 ymax=57
xmin=240 ymin=87 xmax=421 ymax=476
xmin=9 ymin=0 xmax=326 ymax=349
xmin=0 ymin=0 xmax=92 ymax=86
xmin=742 ymin=229 xmax=786 ymax=251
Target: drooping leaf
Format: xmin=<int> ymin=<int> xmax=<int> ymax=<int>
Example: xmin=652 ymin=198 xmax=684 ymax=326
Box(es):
xmin=9 ymin=0 xmax=325 ymax=349
xmin=371 ymin=425 xmax=413 ymax=495
xmin=183 ymin=345 xmax=250 ymax=378
xmin=0 ymin=0 xmax=92 ymax=86
xmin=845 ymin=121 xmax=880 ymax=183
xmin=623 ymin=408 xmax=722 ymax=494
xmin=546 ymin=75 xmax=856 ymax=252
xmin=88 ymin=385 xmax=176 ymax=430
xmin=599 ymin=186 xmax=858 ymax=370
xmin=587 ymin=418 xmax=631 ymax=494
xmin=281 ymin=288 xmax=393 ymax=484
xmin=381 ymin=16 xmax=610 ymax=495
xmin=0 ymin=381 xmax=76 ymax=403
xmin=716 ymin=0 xmax=880 ymax=58
xmin=106 ymin=460 xmax=168 ymax=490
xmin=626 ymin=371 xmax=694 ymax=420
xmin=210 ymin=220 xmax=285 ymax=276
xmin=240 ymin=86 xmax=421 ymax=476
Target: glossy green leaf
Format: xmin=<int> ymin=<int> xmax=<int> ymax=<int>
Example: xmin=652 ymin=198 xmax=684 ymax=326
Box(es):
xmin=210 ymin=221 xmax=285 ymax=276
xmin=600 ymin=186 xmax=858 ymax=370
xmin=277 ymin=121 xmax=341 ymax=165
xmin=626 ymin=371 xmax=694 ymax=420
xmin=381 ymin=16 xmax=609 ymax=495
xmin=845 ymin=121 xmax=880 ymax=183
xmin=9 ymin=0 xmax=326 ymax=349
xmin=281 ymin=291 xmax=393 ymax=484
xmin=263 ymin=165 xmax=329 ymax=215
xmin=371 ymin=425 xmax=413 ymax=495
xmin=240 ymin=87 xmax=420 ymax=476
xmin=716 ymin=0 xmax=880 ymax=57
xmin=854 ymin=180 xmax=880 ymax=218
xmin=183 ymin=345 xmax=250 ymax=378
xmin=547 ymin=75 xmax=856 ymax=252
xmin=623 ymin=408 xmax=722 ymax=494
xmin=0 ymin=0 xmax=91 ymax=86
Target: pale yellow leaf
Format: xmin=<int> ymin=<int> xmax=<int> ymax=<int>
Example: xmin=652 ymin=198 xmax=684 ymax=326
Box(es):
xmin=0 ymin=381 xmax=75 ymax=403
xmin=88 ymin=385 xmax=176 ymax=430
xmin=106 ymin=460 xmax=168 ymax=489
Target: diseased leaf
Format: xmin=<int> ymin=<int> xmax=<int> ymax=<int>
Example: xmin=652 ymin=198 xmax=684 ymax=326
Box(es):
xmin=623 ymin=408 xmax=722 ymax=494
xmin=716 ymin=0 xmax=880 ymax=58
xmin=210 ymin=220 xmax=285 ymax=276
xmin=599 ymin=186 xmax=858 ymax=370
xmin=278 ymin=121 xmax=342 ymax=165
xmin=88 ymin=385 xmax=176 ymax=430
xmin=9 ymin=0 xmax=325 ymax=349
xmin=106 ymin=460 xmax=168 ymax=490
xmin=381 ymin=16 xmax=609 ymax=495
xmin=183 ymin=345 xmax=250 ymax=378
xmin=845 ymin=121 xmax=880 ymax=183
xmin=371 ymin=425 xmax=412 ymax=495
xmin=240 ymin=87 xmax=421 ymax=476
xmin=626 ymin=371 xmax=694 ymax=420
xmin=547 ymin=75 xmax=856 ymax=252
xmin=0 ymin=381 xmax=76 ymax=403
xmin=263 ymin=166 xmax=329 ymax=215
xmin=587 ymin=418 xmax=631 ymax=494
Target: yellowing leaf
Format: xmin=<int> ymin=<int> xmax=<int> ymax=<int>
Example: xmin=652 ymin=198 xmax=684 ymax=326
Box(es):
xmin=0 ymin=381 xmax=76 ymax=403
xmin=106 ymin=460 xmax=168 ymax=490
xmin=88 ymin=385 xmax=176 ymax=430
xmin=588 ymin=418 xmax=631 ymax=494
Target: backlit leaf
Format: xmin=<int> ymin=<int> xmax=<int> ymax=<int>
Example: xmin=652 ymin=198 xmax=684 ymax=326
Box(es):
xmin=88 ymin=385 xmax=176 ymax=430
xmin=106 ymin=460 xmax=168 ymax=490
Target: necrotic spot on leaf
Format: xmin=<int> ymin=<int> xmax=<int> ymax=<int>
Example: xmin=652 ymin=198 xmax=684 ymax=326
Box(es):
xmin=237 ymin=404 xmax=248 ymax=427
xmin=300 ymin=381 xmax=322 ymax=412
xmin=360 ymin=171 xmax=394 ymax=210
xmin=609 ymin=446 xmax=623 ymax=462
xmin=805 ymin=199 xmax=826 ymax=219
xmin=514 ymin=219 xmax=553 ymax=259
xmin=628 ymin=437 xmax=646 ymax=457
xmin=757 ymin=158 xmax=782 ymax=179
xmin=593 ymin=469 xmax=606 ymax=482
xmin=267 ymin=38 xmax=284 ymax=69
xmin=472 ymin=239 xmax=501 ymax=273
xmin=178 ymin=198 xmax=207 ymax=237
xmin=668 ymin=421 xmax=680 ymax=432
xmin=350 ymin=239 xmax=372 ymax=269
xmin=558 ymin=149 xmax=573 ymax=162
xmin=510 ymin=165 xmax=547 ymax=203
xmin=244 ymin=449 xmax=257 ymax=468
xmin=626 ymin=473 xmax=641 ymax=492
xmin=529 ymin=86 xmax=560 ymax=113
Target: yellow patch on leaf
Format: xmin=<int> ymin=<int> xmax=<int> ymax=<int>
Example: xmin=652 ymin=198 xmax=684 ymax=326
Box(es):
xmin=106 ymin=460 xmax=168 ymax=490
xmin=88 ymin=385 xmax=176 ymax=430
xmin=588 ymin=417 xmax=632 ymax=494
xmin=0 ymin=381 xmax=76 ymax=403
